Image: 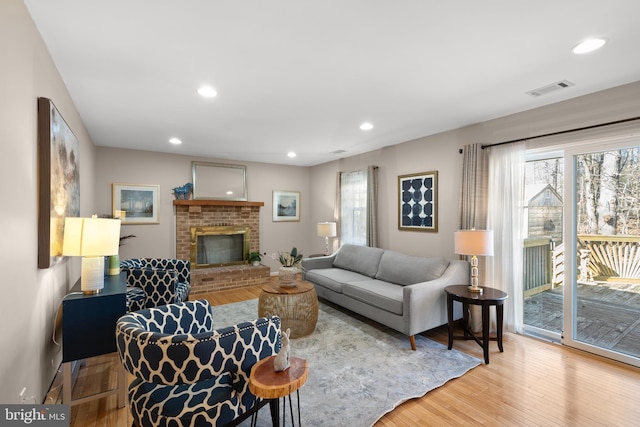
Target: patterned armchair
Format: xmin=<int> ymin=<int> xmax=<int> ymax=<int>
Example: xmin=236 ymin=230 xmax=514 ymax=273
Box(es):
xmin=116 ymin=300 xmax=281 ymax=427
xmin=120 ymin=258 xmax=191 ymax=311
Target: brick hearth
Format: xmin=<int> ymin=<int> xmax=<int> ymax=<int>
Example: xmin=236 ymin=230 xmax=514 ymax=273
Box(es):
xmin=174 ymin=200 xmax=269 ymax=295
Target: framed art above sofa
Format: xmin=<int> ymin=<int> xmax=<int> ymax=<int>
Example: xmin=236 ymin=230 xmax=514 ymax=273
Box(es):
xmin=398 ymin=171 xmax=438 ymax=232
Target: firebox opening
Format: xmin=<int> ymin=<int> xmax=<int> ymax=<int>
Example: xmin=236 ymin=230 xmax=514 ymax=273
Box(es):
xmin=190 ymin=225 xmax=250 ymax=268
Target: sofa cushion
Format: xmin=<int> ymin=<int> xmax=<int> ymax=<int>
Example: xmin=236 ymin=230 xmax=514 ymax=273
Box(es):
xmin=342 ymin=280 xmax=403 ymax=315
xmin=375 ymin=251 xmax=449 ymax=286
xmin=305 ymin=268 xmax=370 ymax=293
xmin=333 ymin=244 xmax=385 ymax=278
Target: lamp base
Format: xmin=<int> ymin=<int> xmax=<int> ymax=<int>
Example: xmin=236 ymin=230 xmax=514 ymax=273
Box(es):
xmin=468 ymin=285 xmax=483 ymax=294
xmin=81 ymin=256 xmax=106 ymax=294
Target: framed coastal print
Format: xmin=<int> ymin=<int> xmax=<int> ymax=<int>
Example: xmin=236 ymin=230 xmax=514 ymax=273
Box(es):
xmin=273 ymin=190 xmax=300 ymax=222
xmin=398 ymin=171 xmax=438 ymax=232
xmin=37 ymin=97 xmax=80 ymax=268
xmin=112 ymin=183 xmax=160 ymax=224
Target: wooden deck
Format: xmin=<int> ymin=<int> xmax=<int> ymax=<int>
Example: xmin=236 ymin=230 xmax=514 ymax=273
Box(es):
xmin=525 ymin=282 xmax=640 ymax=357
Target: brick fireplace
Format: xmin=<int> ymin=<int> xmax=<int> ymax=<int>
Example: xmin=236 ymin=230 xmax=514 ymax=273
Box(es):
xmin=174 ymin=199 xmax=269 ymax=295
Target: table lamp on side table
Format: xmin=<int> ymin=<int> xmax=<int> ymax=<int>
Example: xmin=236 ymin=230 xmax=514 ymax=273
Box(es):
xmin=317 ymin=222 xmax=337 ymax=256
xmin=454 ymin=229 xmax=494 ymax=294
xmin=63 ymin=216 xmax=121 ymax=294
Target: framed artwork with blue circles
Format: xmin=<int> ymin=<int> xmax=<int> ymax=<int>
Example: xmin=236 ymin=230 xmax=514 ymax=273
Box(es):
xmin=398 ymin=171 xmax=438 ymax=232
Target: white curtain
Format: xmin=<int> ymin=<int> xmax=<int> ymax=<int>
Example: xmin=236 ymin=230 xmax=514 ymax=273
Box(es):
xmin=486 ymin=142 xmax=526 ymax=333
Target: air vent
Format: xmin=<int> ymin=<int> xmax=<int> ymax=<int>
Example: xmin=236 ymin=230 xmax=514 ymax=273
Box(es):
xmin=526 ymin=80 xmax=575 ymax=97
xmin=331 ymin=149 xmax=347 ymax=154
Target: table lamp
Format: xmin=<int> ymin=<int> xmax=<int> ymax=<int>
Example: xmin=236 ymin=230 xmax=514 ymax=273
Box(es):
xmin=454 ymin=229 xmax=494 ymax=294
xmin=63 ymin=216 xmax=121 ymax=294
xmin=317 ymin=222 xmax=337 ymax=255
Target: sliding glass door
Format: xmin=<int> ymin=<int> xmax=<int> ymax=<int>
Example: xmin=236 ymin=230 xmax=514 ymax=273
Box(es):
xmin=523 ymin=136 xmax=640 ymax=367
xmin=523 ymin=155 xmax=564 ymax=341
xmin=565 ymin=140 xmax=640 ymax=366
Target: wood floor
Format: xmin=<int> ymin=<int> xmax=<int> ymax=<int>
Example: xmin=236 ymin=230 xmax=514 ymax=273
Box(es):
xmin=46 ymin=284 xmax=640 ymax=426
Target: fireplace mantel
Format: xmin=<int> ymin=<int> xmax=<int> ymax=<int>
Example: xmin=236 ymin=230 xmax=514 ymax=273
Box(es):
xmin=173 ymin=200 xmax=264 ymax=207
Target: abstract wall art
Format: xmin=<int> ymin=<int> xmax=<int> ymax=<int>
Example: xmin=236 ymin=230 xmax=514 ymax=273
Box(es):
xmin=37 ymin=97 xmax=80 ymax=268
xmin=398 ymin=171 xmax=438 ymax=232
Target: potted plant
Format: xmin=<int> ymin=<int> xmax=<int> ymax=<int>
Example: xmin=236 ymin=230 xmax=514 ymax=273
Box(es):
xmin=248 ymin=251 xmax=263 ymax=266
xmin=277 ymin=247 xmax=303 ymax=288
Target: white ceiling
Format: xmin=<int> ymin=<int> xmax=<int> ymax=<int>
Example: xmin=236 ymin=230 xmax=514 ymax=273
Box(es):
xmin=24 ymin=0 xmax=640 ymax=166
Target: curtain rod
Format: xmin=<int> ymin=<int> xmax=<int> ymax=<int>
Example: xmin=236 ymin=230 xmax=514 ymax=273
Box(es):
xmin=478 ymin=116 xmax=640 ymax=150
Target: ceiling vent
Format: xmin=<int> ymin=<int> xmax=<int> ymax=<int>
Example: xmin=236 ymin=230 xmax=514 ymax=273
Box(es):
xmin=331 ymin=149 xmax=347 ymax=154
xmin=526 ymin=80 xmax=575 ymax=97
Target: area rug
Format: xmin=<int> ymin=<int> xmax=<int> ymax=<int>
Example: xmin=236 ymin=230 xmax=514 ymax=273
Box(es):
xmin=213 ymin=299 xmax=481 ymax=427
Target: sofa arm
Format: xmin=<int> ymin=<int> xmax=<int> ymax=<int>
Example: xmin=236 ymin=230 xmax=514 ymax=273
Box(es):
xmin=402 ymin=260 xmax=470 ymax=335
xmin=301 ymin=255 xmax=335 ymax=278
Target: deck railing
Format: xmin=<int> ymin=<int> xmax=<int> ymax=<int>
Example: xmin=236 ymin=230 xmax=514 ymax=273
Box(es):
xmin=524 ymin=235 xmax=640 ymax=295
xmin=578 ymin=235 xmax=640 ymax=282
xmin=523 ymin=237 xmax=554 ymax=296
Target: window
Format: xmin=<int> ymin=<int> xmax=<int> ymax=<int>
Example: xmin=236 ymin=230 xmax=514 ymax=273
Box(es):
xmin=340 ymin=170 xmax=368 ymax=246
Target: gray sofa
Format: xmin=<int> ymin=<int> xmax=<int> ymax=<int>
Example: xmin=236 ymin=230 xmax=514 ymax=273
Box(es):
xmin=301 ymin=244 xmax=469 ymax=350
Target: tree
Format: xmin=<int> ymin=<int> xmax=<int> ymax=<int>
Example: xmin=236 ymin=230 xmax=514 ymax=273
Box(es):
xmin=597 ymin=151 xmax=620 ymax=234
xmin=577 ymin=151 xmax=621 ymax=235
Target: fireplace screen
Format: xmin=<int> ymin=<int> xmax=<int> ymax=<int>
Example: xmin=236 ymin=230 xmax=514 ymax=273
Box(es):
xmin=190 ymin=226 xmax=250 ymax=268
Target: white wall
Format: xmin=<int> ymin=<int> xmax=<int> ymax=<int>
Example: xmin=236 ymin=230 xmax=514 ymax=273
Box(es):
xmin=96 ymin=81 xmax=640 ymax=269
xmin=94 ymin=148 xmax=312 ymax=272
xmin=0 ymin=0 xmax=96 ymax=404
xmin=309 ymin=81 xmax=640 ymax=261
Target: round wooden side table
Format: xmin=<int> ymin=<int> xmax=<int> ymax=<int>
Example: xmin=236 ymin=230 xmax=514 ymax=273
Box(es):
xmin=249 ymin=355 xmax=309 ymax=427
xmin=445 ymin=284 xmax=508 ymax=364
xmin=258 ymin=281 xmax=319 ymax=339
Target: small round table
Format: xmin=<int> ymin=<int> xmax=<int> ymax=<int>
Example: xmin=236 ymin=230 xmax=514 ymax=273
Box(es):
xmin=249 ymin=355 xmax=309 ymax=427
xmin=258 ymin=281 xmax=319 ymax=339
xmin=444 ymin=285 xmax=508 ymax=364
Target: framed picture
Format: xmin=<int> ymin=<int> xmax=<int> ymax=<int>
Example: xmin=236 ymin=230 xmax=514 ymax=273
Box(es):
xmin=273 ymin=190 xmax=300 ymax=222
xmin=112 ymin=183 xmax=160 ymax=224
xmin=37 ymin=97 xmax=80 ymax=268
xmin=398 ymin=171 xmax=438 ymax=232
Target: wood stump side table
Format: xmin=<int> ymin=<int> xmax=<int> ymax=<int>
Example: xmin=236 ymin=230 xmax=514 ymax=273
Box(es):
xmin=258 ymin=281 xmax=319 ymax=339
xmin=249 ymin=355 xmax=309 ymax=427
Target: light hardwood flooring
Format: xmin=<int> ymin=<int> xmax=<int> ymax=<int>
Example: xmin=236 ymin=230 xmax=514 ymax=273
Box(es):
xmin=46 ymin=284 xmax=640 ymax=426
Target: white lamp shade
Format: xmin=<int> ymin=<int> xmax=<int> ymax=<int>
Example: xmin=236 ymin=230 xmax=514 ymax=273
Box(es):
xmin=62 ymin=217 xmax=121 ymax=257
xmin=454 ymin=230 xmax=494 ymax=256
xmin=317 ymin=222 xmax=337 ymax=238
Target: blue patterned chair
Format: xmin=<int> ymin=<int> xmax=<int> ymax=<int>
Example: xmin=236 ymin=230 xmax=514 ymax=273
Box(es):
xmin=116 ymin=300 xmax=281 ymax=427
xmin=120 ymin=258 xmax=191 ymax=311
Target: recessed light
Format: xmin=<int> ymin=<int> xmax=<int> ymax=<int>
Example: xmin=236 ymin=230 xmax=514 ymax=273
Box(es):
xmin=360 ymin=122 xmax=374 ymax=131
xmin=572 ymin=38 xmax=606 ymax=54
xmin=169 ymin=137 xmax=182 ymax=145
xmin=287 ymin=151 xmax=297 ymax=158
xmin=197 ymin=86 xmax=217 ymax=97
xmin=226 ymin=190 xmax=233 ymax=195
